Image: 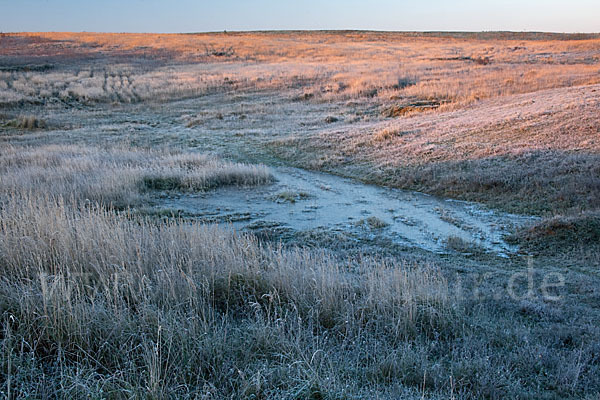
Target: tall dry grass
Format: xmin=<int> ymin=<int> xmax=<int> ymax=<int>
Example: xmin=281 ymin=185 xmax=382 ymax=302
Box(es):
xmin=2 ymin=153 xmax=599 ymax=398
xmin=0 ymin=145 xmax=458 ymax=398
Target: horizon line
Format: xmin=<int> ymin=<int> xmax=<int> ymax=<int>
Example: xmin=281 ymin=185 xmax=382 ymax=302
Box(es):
xmin=5 ymin=29 xmax=600 ymax=35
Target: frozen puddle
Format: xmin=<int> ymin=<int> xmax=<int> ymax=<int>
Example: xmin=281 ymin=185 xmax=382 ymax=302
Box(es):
xmin=154 ymin=166 xmax=536 ymax=256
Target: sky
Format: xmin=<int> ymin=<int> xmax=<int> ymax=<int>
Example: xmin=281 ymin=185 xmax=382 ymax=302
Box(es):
xmin=0 ymin=0 xmax=598 ymax=33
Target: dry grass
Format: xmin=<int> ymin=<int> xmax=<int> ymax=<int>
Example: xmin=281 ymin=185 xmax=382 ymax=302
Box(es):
xmin=2 ymin=148 xmax=600 ymax=398
xmin=0 ymin=152 xmax=463 ymax=398
xmin=0 ymin=145 xmax=273 ymax=207
xmin=1 ymin=32 xmax=599 ymax=106
xmin=444 ymin=236 xmax=485 ymax=254
xmin=371 ymin=126 xmax=406 ymax=143
xmin=274 ymin=83 xmax=600 ymax=216
xmin=273 ymin=190 xmax=312 ymax=203
xmin=1 ymin=31 xmax=600 ymax=398
xmin=3 ymin=115 xmax=47 ymax=129
xmin=356 ymin=216 xmax=390 ymax=229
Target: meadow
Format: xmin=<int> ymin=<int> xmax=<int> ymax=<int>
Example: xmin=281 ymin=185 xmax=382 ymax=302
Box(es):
xmin=1 ymin=31 xmax=599 ymax=399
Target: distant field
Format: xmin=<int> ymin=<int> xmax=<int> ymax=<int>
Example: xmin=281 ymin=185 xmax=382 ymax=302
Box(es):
xmin=2 ymin=31 xmax=600 ymax=105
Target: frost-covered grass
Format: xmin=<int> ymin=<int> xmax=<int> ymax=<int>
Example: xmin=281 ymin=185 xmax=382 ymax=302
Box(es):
xmin=1 ymin=146 xmax=600 ymax=398
xmin=273 ymin=83 xmax=600 ymax=216
xmin=0 ymin=145 xmax=273 ymax=207
xmin=0 ymin=144 xmax=464 ymax=399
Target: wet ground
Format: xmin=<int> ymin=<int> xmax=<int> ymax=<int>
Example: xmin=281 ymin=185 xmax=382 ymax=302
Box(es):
xmin=4 ymin=91 xmax=537 ymax=256
xmin=152 ymin=165 xmax=535 ymax=256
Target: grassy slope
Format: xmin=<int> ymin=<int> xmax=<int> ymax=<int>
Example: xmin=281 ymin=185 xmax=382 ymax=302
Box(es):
xmin=273 ymin=83 xmax=600 ymax=214
xmin=270 ymin=83 xmax=600 ymax=258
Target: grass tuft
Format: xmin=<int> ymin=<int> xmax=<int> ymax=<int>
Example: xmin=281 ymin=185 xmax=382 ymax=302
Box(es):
xmin=372 ymin=127 xmax=404 ymax=142
xmin=444 ymin=235 xmax=484 ymax=253
xmin=273 ymin=190 xmax=312 ymax=203
xmin=4 ymin=115 xmax=47 ymax=129
xmin=355 ymin=216 xmax=389 ymax=229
